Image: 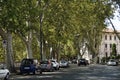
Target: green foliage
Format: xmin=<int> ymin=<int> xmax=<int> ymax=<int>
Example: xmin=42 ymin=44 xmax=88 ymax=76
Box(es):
xmin=111 ymin=43 xmax=117 ymax=58
xmin=0 ymin=0 xmax=115 ymax=61
xmin=12 ymin=34 xmax=27 ymax=61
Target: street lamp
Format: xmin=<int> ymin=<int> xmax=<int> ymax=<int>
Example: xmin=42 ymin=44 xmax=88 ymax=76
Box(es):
xmin=39 ymin=0 xmax=44 ymax=61
xmin=40 ymin=18 xmax=43 ymax=61
xmin=39 ymin=10 xmax=44 ymax=61
xmin=2 ymin=40 xmax=7 ymax=63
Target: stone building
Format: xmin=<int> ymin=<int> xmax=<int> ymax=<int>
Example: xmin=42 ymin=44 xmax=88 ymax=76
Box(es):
xmin=99 ymin=28 xmax=120 ymax=62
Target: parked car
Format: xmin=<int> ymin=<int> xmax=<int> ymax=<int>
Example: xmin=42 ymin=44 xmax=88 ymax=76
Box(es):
xmin=77 ymin=59 xmax=87 ymax=66
xmin=59 ymin=60 xmax=69 ymax=68
xmin=85 ymin=60 xmax=89 ymax=65
xmin=107 ymin=59 xmax=118 ymax=66
xmin=51 ymin=59 xmax=60 ymax=70
xmin=20 ymin=58 xmax=40 ymax=74
xmin=72 ymin=59 xmax=77 ymax=64
xmin=40 ymin=60 xmax=54 ymax=72
xmin=0 ymin=64 xmax=10 ymax=80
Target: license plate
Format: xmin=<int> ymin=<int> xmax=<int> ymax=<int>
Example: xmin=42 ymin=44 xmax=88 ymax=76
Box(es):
xmin=24 ymin=67 xmax=30 ymax=69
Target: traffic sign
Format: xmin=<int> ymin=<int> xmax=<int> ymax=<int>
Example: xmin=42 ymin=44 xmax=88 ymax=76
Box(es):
xmin=2 ymin=40 xmax=7 ymax=48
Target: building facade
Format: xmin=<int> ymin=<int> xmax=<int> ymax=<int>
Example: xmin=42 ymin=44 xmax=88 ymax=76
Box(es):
xmin=99 ymin=28 xmax=120 ymax=62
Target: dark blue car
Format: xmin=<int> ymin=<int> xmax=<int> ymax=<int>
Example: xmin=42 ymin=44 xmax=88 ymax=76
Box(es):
xmin=77 ymin=59 xmax=87 ymax=66
xmin=20 ymin=58 xmax=37 ymax=74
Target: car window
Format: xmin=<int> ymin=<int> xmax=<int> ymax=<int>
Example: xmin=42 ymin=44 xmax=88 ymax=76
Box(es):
xmin=52 ymin=61 xmax=55 ymax=62
xmin=21 ymin=59 xmax=33 ymax=65
xmin=61 ymin=60 xmax=66 ymax=63
xmin=79 ymin=59 xmax=86 ymax=61
xmin=110 ymin=60 xmax=115 ymax=62
xmin=40 ymin=61 xmax=49 ymax=64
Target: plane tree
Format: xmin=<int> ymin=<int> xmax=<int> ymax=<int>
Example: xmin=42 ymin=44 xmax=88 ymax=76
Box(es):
xmin=0 ymin=0 xmax=40 ymax=72
xmin=85 ymin=1 xmax=113 ymax=63
xmin=38 ymin=0 xmax=75 ymax=60
xmin=109 ymin=0 xmax=120 ymax=40
xmin=0 ymin=0 xmax=22 ymax=72
xmin=41 ymin=0 xmax=114 ymax=62
xmin=69 ymin=0 xmax=114 ymax=63
xmin=0 ymin=0 xmax=115 ymax=72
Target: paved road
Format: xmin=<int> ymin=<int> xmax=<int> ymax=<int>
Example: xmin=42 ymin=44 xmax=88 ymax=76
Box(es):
xmin=9 ymin=64 xmax=120 ymax=80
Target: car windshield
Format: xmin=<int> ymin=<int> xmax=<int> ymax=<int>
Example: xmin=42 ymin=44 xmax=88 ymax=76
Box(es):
xmin=40 ymin=61 xmax=49 ymax=64
xmin=60 ymin=60 xmax=67 ymax=63
xmin=80 ymin=59 xmax=86 ymax=61
xmin=21 ymin=59 xmax=33 ymax=65
xmin=109 ymin=59 xmax=115 ymax=62
xmin=51 ymin=61 xmax=55 ymax=62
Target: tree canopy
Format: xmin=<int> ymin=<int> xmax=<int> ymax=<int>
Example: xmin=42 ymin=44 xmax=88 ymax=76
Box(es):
xmin=0 ymin=0 xmax=115 ymax=72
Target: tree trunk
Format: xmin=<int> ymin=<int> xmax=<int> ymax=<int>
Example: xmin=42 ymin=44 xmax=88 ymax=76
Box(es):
xmin=6 ymin=31 xmax=16 ymax=72
xmin=92 ymin=52 xmax=98 ymax=64
xmin=0 ymin=28 xmax=15 ymax=72
xmin=26 ymin=31 xmax=33 ymax=58
xmin=26 ymin=43 xmax=33 ymax=58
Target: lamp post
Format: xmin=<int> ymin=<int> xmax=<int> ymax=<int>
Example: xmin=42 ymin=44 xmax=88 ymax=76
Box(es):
xmin=2 ymin=40 xmax=7 ymax=63
xmin=39 ymin=0 xmax=44 ymax=61
xmin=39 ymin=4 xmax=44 ymax=61
xmin=39 ymin=12 xmax=43 ymax=61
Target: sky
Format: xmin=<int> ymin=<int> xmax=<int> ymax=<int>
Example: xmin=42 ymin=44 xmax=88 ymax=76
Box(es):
xmin=107 ymin=10 xmax=120 ymax=30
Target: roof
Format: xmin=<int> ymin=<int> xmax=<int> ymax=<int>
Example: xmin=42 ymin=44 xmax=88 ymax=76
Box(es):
xmin=103 ymin=28 xmax=120 ymax=33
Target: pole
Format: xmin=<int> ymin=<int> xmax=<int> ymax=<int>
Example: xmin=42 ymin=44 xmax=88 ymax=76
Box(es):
xmin=2 ymin=40 xmax=7 ymax=64
xmin=40 ymin=14 xmax=43 ymax=61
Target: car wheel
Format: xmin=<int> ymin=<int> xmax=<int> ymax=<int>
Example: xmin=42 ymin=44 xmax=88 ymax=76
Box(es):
xmin=33 ymin=71 xmax=36 ymax=75
xmin=58 ymin=67 xmax=59 ymax=70
xmin=50 ymin=68 xmax=54 ymax=72
xmin=54 ymin=67 xmax=57 ymax=70
xmin=52 ymin=68 xmax=55 ymax=72
xmin=20 ymin=70 xmax=24 ymax=75
xmin=4 ymin=73 xmax=9 ymax=80
xmin=40 ymin=70 xmax=42 ymax=74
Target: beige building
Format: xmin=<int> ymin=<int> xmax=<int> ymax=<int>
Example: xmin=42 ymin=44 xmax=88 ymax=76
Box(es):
xmin=99 ymin=28 xmax=120 ymax=62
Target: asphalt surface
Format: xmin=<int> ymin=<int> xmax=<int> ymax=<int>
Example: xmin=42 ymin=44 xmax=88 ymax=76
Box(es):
xmin=9 ymin=64 xmax=120 ymax=80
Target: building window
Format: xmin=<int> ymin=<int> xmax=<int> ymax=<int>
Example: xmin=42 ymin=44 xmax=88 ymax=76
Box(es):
xmin=105 ymin=52 xmax=108 ymax=58
xmin=105 ymin=35 xmax=107 ymax=40
xmin=110 ymin=35 xmax=112 ymax=40
xmin=105 ymin=44 xmax=107 ymax=48
xmin=110 ymin=44 xmax=112 ymax=48
xmin=114 ymin=35 xmax=116 ymax=40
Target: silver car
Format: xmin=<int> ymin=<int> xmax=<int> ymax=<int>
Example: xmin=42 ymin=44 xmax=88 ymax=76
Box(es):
xmin=107 ymin=59 xmax=118 ymax=66
xmin=51 ymin=60 xmax=60 ymax=70
xmin=40 ymin=60 xmax=54 ymax=72
xmin=59 ymin=60 xmax=69 ymax=68
xmin=0 ymin=64 xmax=10 ymax=80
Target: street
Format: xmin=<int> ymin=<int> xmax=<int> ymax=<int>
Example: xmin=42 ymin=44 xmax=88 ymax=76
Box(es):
xmin=9 ymin=64 xmax=120 ymax=80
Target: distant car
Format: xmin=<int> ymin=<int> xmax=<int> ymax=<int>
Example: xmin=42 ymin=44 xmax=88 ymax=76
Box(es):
xmin=0 ymin=64 xmax=10 ymax=80
xmin=77 ymin=59 xmax=87 ymax=66
xmin=107 ymin=59 xmax=118 ymax=66
xmin=59 ymin=60 xmax=69 ymax=68
xmin=51 ymin=59 xmax=60 ymax=70
xmin=40 ymin=60 xmax=54 ymax=72
xmin=20 ymin=58 xmax=39 ymax=74
xmin=72 ymin=59 xmax=77 ymax=64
